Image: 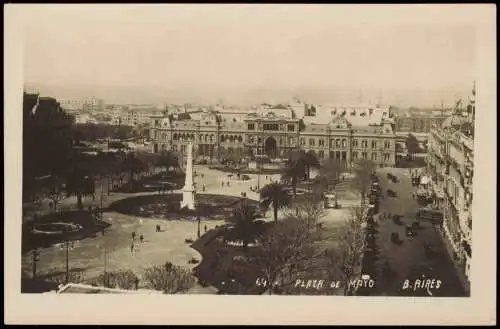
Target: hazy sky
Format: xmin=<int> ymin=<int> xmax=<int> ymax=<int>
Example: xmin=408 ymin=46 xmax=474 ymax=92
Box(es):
xmin=22 ymin=5 xmax=481 ymax=106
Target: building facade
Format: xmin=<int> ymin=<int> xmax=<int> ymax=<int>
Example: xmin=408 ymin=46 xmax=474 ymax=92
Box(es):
xmin=59 ymin=97 xmax=105 ymax=111
xmin=149 ymin=103 xmax=397 ymax=168
xmin=395 ymin=112 xmax=448 ymax=134
xmin=426 ymin=88 xmax=474 ymax=289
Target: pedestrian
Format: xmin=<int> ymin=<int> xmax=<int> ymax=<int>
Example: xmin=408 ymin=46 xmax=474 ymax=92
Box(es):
xmin=140 ymin=234 xmax=144 ymax=243
xmin=202 ymin=185 xmax=206 ymax=192
xmin=204 ymin=224 xmax=207 ymax=232
xmin=135 ymin=278 xmax=139 ymax=290
xmin=130 ymin=243 xmax=134 ymax=253
xmin=132 ymin=231 xmax=136 ymax=240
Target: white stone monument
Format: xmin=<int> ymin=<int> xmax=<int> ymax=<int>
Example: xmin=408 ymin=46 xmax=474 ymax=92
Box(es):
xmin=180 ymin=142 xmax=196 ymax=210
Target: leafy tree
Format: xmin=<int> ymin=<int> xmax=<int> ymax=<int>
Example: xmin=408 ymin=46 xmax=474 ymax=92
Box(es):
xmin=156 ymin=150 xmax=179 ymax=173
xmin=143 ymin=262 xmax=196 ymax=294
xmin=319 ymin=158 xmax=346 ymax=192
xmin=260 ymin=183 xmax=291 ymax=222
xmin=353 ymin=159 xmax=376 ymax=207
xmin=65 ymin=166 xmax=95 ymax=210
xmin=405 ymin=134 xmax=420 ymax=160
xmin=281 ymin=150 xmax=307 ymax=197
xmin=226 ymin=201 xmax=262 ymax=249
xmin=46 ymin=175 xmax=65 ymax=213
xmin=121 ymin=153 xmax=146 ymax=189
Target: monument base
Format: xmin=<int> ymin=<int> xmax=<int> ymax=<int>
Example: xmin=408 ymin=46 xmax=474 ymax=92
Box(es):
xmin=180 ymin=189 xmax=196 ymax=210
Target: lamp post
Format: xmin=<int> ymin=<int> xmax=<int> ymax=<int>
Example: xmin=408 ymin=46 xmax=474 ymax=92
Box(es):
xmin=100 ymin=183 xmax=104 ymax=220
xmin=63 ymin=239 xmax=74 ymax=284
xmin=32 ymin=248 xmax=40 ymax=280
xmin=197 ymin=216 xmax=201 ymax=238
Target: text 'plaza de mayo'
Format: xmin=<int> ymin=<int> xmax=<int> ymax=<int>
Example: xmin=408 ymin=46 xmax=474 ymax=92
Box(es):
xmin=149 ymin=99 xmax=397 ymax=169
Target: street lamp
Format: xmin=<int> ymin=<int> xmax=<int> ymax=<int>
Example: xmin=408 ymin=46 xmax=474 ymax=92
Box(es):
xmin=32 ymin=248 xmax=40 ymax=280
xmin=60 ymin=239 xmax=76 ymax=284
xmin=100 ymin=183 xmax=104 ymax=219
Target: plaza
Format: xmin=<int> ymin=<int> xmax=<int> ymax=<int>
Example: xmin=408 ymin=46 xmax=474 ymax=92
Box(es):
xmin=21 ymin=162 xmax=360 ymax=294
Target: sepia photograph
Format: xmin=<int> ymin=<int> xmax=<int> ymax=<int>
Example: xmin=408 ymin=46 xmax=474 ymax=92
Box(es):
xmin=4 ymin=4 xmax=496 ymax=325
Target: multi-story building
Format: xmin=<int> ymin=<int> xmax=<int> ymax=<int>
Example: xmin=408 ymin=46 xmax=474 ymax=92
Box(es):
xmin=395 ymin=109 xmax=449 ymax=134
xmin=59 ymin=97 xmax=105 ymax=112
xmin=149 ymin=102 xmax=397 ymax=168
xmin=426 ymin=84 xmax=475 ymax=290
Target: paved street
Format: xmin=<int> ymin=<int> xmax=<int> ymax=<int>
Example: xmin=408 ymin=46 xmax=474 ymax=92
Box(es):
xmin=372 ymin=167 xmax=466 ymax=296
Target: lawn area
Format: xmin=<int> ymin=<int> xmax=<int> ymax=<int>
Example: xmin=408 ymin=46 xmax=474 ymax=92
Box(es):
xmin=21 ymin=210 xmax=226 ymax=293
xmin=112 ymin=172 xmax=186 ymax=193
xmin=108 ymin=193 xmax=259 ymax=220
xmin=22 ymin=211 xmax=110 ymax=253
xmin=191 ymin=217 xmax=350 ymax=295
xmin=191 ymin=225 xmax=271 ymax=295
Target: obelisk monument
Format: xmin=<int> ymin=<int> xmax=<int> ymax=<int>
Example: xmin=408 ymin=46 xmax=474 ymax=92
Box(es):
xmin=180 ymin=142 xmax=195 ymax=210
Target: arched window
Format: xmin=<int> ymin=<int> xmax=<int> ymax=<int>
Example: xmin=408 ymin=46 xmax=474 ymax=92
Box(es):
xmin=336 ymin=139 xmax=341 ymax=147
xmin=342 ymin=139 xmax=347 ymax=148
xmin=173 ymin=133 xmax=178 ymax=140
xmin=210 ymin=134 xmax=214 ymax=143
xmin=221 ymin=135 xmax=225 ymax=142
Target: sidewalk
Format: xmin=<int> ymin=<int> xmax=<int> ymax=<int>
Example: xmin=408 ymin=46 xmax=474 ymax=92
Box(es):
xmin=436 ymin=226 xmax=470 ymax=295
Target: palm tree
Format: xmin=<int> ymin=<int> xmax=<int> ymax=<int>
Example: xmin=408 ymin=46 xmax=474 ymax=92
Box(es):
xmin=226 ymin=202 xmax=261 ymax=250
xmin=281 ymin=150 xmax=306 ymax=198
xmin=260 ymin=183 xmax=291 ymax=222
xmin=65 ymin=166 xmax=95 ymax=211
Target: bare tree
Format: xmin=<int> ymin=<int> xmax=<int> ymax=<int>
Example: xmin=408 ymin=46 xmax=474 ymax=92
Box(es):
xmin=322 ymin=206 xmax=365 ymax=295
xmin=291 ymin=192 xmax=326 ymax=233
xmin=143 ymin=261 xmax=196 ymax=294
xmin=253 ymin=217 xmax=317 ymax=295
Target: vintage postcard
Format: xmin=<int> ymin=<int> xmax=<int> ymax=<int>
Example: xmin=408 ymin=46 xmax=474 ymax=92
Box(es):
xmin=4 ymin=4 xmax=496 ymax=325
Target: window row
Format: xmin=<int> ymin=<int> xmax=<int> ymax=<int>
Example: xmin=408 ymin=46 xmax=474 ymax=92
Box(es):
xmin=351 ymin=151 xmax=392 ymax=161
xmin=247 ymin=123 xmax=296 ymax=131
xmin=220 ymin=135 xmax=243 ymax=143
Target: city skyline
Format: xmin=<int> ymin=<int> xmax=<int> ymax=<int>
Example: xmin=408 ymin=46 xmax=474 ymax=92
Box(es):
xmin=23 ymin=5 xmax=477 ymax=107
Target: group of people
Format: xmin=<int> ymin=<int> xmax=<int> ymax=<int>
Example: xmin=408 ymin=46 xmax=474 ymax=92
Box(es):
xmin=130 ymin=231 xmax=145 ymax=252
